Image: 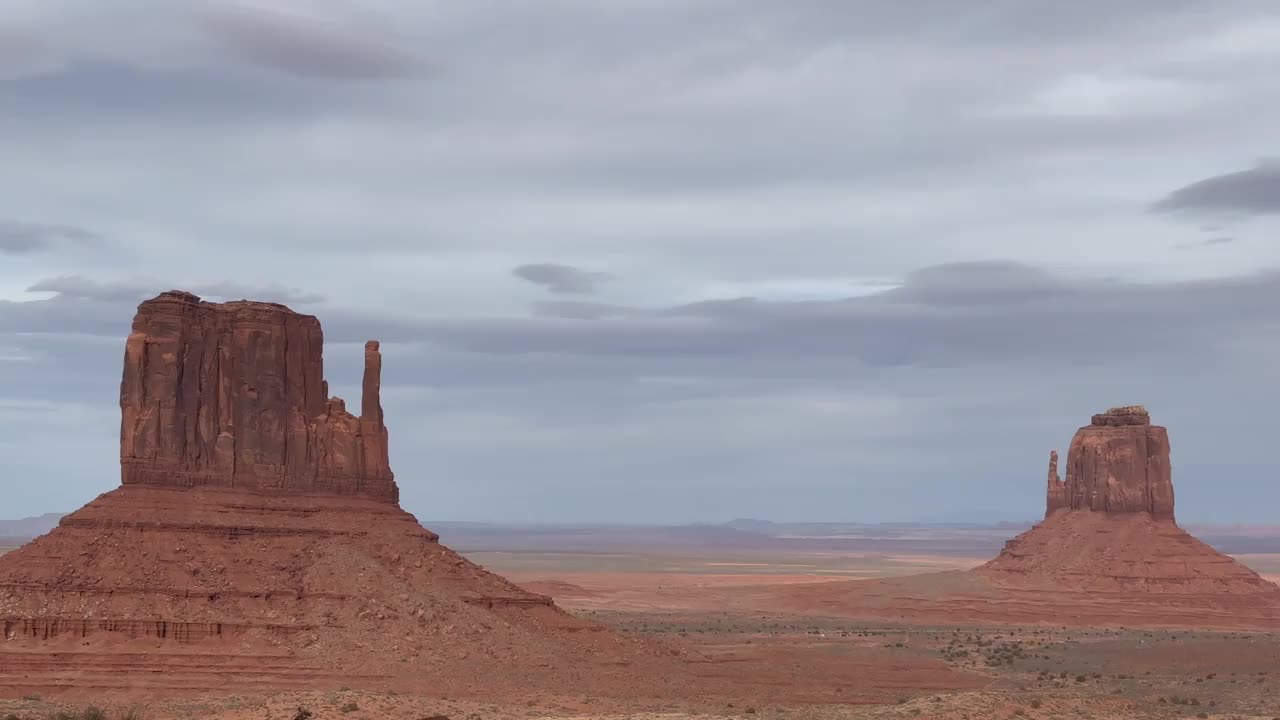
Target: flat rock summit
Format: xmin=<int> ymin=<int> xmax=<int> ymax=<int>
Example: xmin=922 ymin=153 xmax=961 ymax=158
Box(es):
xmin=0 ymin=292 xmax=689 ymax=699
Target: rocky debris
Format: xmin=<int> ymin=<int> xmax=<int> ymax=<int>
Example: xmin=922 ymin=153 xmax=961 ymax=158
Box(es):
xmin=119 ymin=291 xmax=395 ymax=501
xmin=1044 ymin=405 xmax=1174 ymax=519
xmin=1090 ymin=405 xmax=1150 ymax=426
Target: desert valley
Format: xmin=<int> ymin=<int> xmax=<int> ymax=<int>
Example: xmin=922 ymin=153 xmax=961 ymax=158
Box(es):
xmin=0 ymin=292 xmax=1276 ymax=720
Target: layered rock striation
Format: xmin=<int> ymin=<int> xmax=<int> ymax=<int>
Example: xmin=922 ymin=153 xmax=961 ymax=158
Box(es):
xmin=119 ymin=291 xmax=395 ymax=501
xmin=1044 ymin=405 xmax=1174 ymax=519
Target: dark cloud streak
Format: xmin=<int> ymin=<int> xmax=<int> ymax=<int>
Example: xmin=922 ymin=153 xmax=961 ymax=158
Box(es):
xmin=198 ymin=4 xmax=419 ymax=81
xmin=0 ymin=220 xmax=99 ymax=255
xmin=1153 ymin=160 xmax=1280 ymax=216
xmin=513 ymin=264 xmax=611 ymax=295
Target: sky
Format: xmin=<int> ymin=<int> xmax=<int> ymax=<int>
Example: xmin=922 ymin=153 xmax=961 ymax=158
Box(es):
xmin=2 ymin=0 xmax=1280 ymax=524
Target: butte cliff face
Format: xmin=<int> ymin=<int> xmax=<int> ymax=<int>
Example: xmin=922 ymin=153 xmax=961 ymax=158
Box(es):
xmin=119 ymin=291 xmax=395 ymax=501
xmin=1044 ymin=405 xmax=1174 ymax=519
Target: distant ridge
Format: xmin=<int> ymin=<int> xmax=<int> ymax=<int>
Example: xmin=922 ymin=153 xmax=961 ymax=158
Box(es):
xmin=0 ymin=513 xmax=63 ymax=540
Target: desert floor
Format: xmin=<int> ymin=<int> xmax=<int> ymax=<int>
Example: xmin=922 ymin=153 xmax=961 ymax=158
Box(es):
xmin=2 ymin=525 xmax=1279 ymax=719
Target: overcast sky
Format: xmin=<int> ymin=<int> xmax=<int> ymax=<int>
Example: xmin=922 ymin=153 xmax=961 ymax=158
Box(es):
xmin=3 ymin=1 xmax=1280 ymax=524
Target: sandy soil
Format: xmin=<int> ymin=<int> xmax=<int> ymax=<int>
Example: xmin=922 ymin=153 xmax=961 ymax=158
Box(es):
xmin=4 ymin=618 xmax=1278 ymax=719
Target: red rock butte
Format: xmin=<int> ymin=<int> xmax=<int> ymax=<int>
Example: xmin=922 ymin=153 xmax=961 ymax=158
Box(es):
xmin=0 ymin=291 xmax=689 ymax=699
xmin=1044 ymin=405 xmax=1174 ymax=519
xmin=756 ymin=406 xmax=1280 ymax=630
xmin=119 ymin=291 xmax=395 ymax=501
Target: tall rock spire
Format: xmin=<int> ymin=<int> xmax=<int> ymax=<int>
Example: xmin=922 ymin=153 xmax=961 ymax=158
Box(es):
xmin=362 ymin=340 xmax=384 ymax=426
xmin=1045 ymin=450 xmax=1066 ymax=514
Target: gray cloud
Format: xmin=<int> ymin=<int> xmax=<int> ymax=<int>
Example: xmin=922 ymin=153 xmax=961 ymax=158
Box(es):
xmin=24 ymin=276 xmax=324 ymax=306
xmin=882 ymin=261 xmax=1073 ymax=305
xmin=4 ymin=61 xmax=320 ymax=121
xmin=0 ymin=220 xmax=99 ymax=255
xmin=530 ymin=301 xmax=637 ymax=320
xmin=25 ymin=276 xmax=151 ymax=303
xmin=421 ymin=263 xmax=1280 ymax=372
xmin=1153 ymin=160 xmax=1280 ymax=216
xmin=0 ymin=28 xmax=40 ymax=72
xmin=198 ymin=4 xmax=419 ymax=80
xmin=1176 ymin=236 xmax=1235 ymax=250
xmin=513 ymin=264 xmax=611 ymax=295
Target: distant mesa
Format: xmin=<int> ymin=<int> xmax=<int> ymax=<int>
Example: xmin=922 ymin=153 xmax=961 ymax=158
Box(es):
xmin=0 ymin=291 xmax=686 ymax=698
xmin=977 ymin=405 xmax=1269 ymax=602
xmin=758 ymin=406 xmax=1280 ymax=630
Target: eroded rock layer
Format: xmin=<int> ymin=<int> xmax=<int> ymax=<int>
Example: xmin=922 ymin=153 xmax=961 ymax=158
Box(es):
xmin=0 ymin=291 xmax=688 ymax=699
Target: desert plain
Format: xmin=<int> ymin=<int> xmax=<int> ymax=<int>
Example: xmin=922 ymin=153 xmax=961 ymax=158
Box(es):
xmin=3 ymin=520 xmax=1280 ymax=720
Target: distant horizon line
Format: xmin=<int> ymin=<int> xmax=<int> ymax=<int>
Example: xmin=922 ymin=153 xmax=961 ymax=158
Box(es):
xmin=2 ymin=511 xmax=1276 ymax=531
